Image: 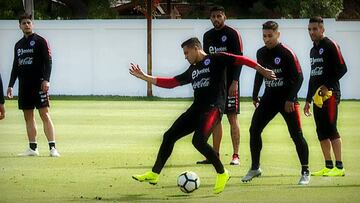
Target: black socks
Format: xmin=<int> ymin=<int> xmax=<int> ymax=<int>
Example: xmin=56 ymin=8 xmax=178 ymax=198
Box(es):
xmin=29 ymin=142 xmax=37 ymax=151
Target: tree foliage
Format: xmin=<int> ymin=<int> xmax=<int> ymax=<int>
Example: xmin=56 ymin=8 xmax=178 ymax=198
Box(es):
xmin=299 ymin=0 xmax=343 ymax=18
xmin=0 ymin=0 xmax=349 ymax=20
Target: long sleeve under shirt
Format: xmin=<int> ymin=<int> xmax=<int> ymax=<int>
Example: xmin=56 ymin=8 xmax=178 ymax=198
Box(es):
xmin=306 ymin=37 xmax=347 ymax=103
xmin=8 ymin=33 xmax=52 ymax=90
xmin=156 ymin=53 xmax=258 ymax=112
xmin=253 ymin=43 xmax=303 ymax=102
xmin=203 ymin=25 xmax=243 ymax=84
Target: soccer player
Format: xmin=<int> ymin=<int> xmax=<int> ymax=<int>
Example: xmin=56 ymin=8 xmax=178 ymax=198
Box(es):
xmin=7 ymin=13 xmax=60 ymax=157
xmin=304 ymin=16 xmax=347 ymax=177
xmin=130 ymin=37 xmax=276 ymax=194
xmin=241 ymin=21 xmax=310 ymax=185
xmin=0 ymin=73 xmax=5 ymax=120
xmin=197 ymin=6 xmax=243 ymax=165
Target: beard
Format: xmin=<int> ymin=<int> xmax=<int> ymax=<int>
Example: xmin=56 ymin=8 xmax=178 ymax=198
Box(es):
xmin=212 ymin=21 xmax=223 ymax=29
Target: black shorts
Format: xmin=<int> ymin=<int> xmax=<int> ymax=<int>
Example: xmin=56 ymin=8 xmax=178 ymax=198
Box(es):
xmin=313 ymin=94 xmax=340 ymax=141
xmin=224 ymin=81 xmax=240 ymax=114
xmin=18 ymin=88 xmax=50 ymax=110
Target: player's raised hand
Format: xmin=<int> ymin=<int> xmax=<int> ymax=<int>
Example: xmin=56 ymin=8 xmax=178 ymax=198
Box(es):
xmin=129 ymin=63 xmax=146 ymax=79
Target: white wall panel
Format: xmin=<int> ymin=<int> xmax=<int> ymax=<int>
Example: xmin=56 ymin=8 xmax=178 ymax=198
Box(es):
xmin=0 ymin=19 xmax=359 ymax=98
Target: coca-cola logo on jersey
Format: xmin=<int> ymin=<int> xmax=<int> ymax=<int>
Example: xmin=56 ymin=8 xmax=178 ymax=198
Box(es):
xmin=208 ymin=46 xmax=227 ymax=54
xmin=265 ymin=77 xmax=284 ymax=87
xmin=310 ymin=67 xmax=323 ymax=76
xmin=18 ymin=57 xmax=33 ymax=65
xmin=192 ymin=78 xmax=210 ymax=89
xmin=17 ymin=48 xmax=34 ymax=56
xmin=192 ymin=67 xmax=210 ymax=79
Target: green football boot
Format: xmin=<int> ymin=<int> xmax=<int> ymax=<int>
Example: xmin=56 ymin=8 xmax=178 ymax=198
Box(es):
xmin=323 ymin=167 xmax=345 ymax=177
xmin=132 ymin=171 xmax=159 ymax=185
xmin=311 ymin=167 xmax=331 ymax=176
xmin=213 ymin=169 xmax=230 ymax=194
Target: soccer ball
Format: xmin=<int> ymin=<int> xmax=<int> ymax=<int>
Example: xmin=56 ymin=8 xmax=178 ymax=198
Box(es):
xmin=177 ymin=171 xmax=200 ymax=193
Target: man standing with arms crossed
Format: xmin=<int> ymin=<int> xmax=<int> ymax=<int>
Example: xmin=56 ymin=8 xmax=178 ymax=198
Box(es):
xmin=304 ymin=17 xmax=347 ymax=176
xmin=197 ymin=6 xmax=243 ymax=165
xmin=7 ymin=13 xmax=60 ymax=157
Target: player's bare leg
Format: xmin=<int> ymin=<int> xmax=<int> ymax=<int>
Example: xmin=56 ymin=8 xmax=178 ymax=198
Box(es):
xmin=320 ymin=139 xmax=332 ymax=160
xmin=39 ymin=107 xmax=55 ymax=142
xmin=18 ymin=110 xmax=39 ymax=156
xmin=331 ymin=138 xmax=342 ymax=162
xmin=227 ymin=113 xmax=240 ymax=165
xmin=323 ymin=138 xmax=345 ymax=176
xmin=24 ymin=109 xmax=37 ymax=142
xmin=312 ymin=139 xmax=333 ymax=176
xmin=39 ymin=107 xmax=60 ymax=157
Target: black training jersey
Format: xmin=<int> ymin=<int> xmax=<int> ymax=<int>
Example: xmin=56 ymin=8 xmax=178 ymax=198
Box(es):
xmin=203 ymin=25 xmax=243 ymax=83
xmin=306 ymin=37 xmax=347 ymax=102
xmin=253 ymin=43 xmax=303 ymax=102
xmin=174 ymin=53 xmax=239 ymax=112
xmin=8 ymin=33 xmax=52 ymax=90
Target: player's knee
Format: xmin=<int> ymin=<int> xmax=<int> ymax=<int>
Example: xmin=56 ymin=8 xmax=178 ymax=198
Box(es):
xmin=39 ymin=112 xmax=50 ymax=121
xmin=227 ymin=114 xmax=238 ymax=125
xmin=162 ymin=130 xmax=174 ymax=144
xmin=289 ymin=130 xmax=304 ymax=140
xmin=191 ymin=136 xmax=205 ymax=150
xmin=249 ymin=124 xmax=261 ymax=136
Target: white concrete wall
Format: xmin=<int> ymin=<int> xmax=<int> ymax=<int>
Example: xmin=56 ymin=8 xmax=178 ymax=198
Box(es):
xmin=0 ymin=19 xmax=359 ymax=99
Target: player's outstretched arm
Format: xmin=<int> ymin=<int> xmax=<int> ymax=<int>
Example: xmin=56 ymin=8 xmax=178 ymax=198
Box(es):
xmin=129 ymin=63 xmax=181 ymax=88
xmin=220 ymin=53 xmax=276 ymax=80
xmin=248 ymin=62 xmax=276 ymax=81
xmin=252 ymin=64 xmax=276 ymax=81
xmin=129 ymin=63 xmax=156 ymax=84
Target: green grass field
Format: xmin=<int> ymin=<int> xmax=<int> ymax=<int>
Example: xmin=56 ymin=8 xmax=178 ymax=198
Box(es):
xmin=0 ymin=98 xmax=359 ymax=203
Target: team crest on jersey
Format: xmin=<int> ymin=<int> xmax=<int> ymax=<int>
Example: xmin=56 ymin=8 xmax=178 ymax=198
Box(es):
xmin=319 ymin=48 xmax=324 ymax=55
xmin=30 ymin=40 xmax=35 ymax=46
xmin=204 ymin=58 xmax=211 ymax=66
xmin=221 ymin=35 xmax=227 ymax=42
xmin=274 ymin=57 xmax=281 ymax=65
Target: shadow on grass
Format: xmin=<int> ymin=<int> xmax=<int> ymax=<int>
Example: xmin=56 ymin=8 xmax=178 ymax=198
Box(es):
xmin=71 ymin=193 xmax=215 ymax=202
xmin=108 ymin=163 xmax=202 ymax=170
xmin=0 ymin=155 xmax=59 ymax=159
xmin=293 ymin=184 xmax=360 ymax=188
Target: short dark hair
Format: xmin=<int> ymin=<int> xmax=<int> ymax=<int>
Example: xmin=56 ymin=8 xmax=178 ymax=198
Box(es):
xmin=309 ymin=16 xmax=324 ymax=24
xmin=210 ymin=6 xmax=225 ymax=14
xmin=19 ymin=13 xmax=32 ymax=24
xmin=181 ymin=37 xmax=202 ymax=49
xmin=262 ymin=21 xmax=278 ymax=30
